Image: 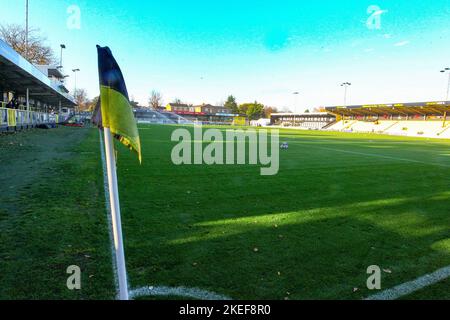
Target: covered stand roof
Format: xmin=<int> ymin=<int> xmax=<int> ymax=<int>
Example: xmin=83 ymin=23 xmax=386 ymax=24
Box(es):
xmin=325 ymin=101 xmax=450 ymax=116
xmin=0 ymin=39 xmax=76 ymax=108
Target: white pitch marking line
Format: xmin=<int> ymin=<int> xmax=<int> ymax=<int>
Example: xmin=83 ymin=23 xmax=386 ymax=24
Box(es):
xmin=99 ymin=129 xmax=120 ymax=295
xmin=308 ymin=145 xmax=450 ymax=168
xmin=129 ymin=286 xmax=232 ymax=300
xmin=365 ymin=265 xmax=450 ymax=300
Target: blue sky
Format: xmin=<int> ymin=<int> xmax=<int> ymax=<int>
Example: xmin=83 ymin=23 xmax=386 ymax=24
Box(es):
xmin=1 ymin=0 xmax=449 ymax=111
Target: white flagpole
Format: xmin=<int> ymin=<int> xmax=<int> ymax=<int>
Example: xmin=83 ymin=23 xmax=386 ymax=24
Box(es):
xmin=103 ymin=127 xmax=129 ymax=300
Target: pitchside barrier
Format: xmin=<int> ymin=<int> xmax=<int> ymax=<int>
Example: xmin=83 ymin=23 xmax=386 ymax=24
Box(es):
xmin=0 ymin=106 xmax=60 ymax=132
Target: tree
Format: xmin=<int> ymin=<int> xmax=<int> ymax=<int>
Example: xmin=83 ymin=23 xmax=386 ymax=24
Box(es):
xmin=239 ymin=101 xmax=265 ymax=120
xmin=0 ymin=24 xmax=56 ymax=64
xmin=247 ymin=102 xmax=265 ymax=120
xmin=129 ymin=100 xmax=140 ymax=108
xmin=86 ymin=96 xmax=99 ymax=112
xmin=263 ymin=106 xmax=279 ymax=118
xmin=149 ymin=90 xmax=163 ymax=109
xmin=238 ymin=103 xmax=249 ymax=115
xmin=224 ymin=95 xmax=239 ymax=114
xmin=74 ymin=89 xmax=89 ymax=111
xmin=172 ymin=98 xmax=182 ymax=104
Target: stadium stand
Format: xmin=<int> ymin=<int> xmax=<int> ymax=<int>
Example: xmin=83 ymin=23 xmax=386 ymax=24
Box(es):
xmin=0 ymin=39 xmax=76 ymax=132
xmin=160 ymin=111 xmax=194 ymax=124
xmin=324 ymin=101 xmax=450 ymax=138
xmin=383 ymin=120 xmax=449 ymax=137
xmin=165 ymin=103 xmax=238 ymax=125
xmin=325 ymin=120 xmax=357 ymax=131
xmin=326 ymin=120 xmax=394 ymax=133
xmin=270 ymin=112 xmax=336 ymax=130
xmin=134 ymin=108 xmax=194 ymax=125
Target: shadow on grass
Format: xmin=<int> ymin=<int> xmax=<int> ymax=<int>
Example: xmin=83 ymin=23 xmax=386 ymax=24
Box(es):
xmin=124 ymin=193 xmax=450 ymax=300
xmin=2 ymin=125 xmax=448 ymax=300
xmin=115 ymin=126 xmax=450 ymax=299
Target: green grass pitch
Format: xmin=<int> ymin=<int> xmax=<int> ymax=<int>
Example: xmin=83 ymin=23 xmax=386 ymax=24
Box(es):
xmin=0 ymin=125 xmax=449 ymax=299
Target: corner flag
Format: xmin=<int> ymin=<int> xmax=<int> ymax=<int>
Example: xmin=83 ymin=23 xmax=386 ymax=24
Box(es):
xmin=95 ymin=45 xmax=142 ymax=300
xmin=96 ymin=45 xmax=142 ymax=162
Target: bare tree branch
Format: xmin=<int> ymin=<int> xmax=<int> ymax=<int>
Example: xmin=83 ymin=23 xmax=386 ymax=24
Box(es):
xmin=0 ymin=24 xmax=56 ymax=65
xmin=74 ymin=89 xmax=89 ymax=111
xmin=149 ymin=90 xmax=163 ymax=109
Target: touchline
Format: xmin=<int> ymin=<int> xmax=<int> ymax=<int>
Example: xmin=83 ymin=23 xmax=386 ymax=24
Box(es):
xmin=171 ymin=125 xmax=280 ymax=176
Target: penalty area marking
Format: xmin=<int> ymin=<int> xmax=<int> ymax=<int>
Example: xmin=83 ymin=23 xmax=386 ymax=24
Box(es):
xmin=365 ymin=265 xmax=450 ymax=300
xmin=129 ymin=286 xmax=232 ymax=300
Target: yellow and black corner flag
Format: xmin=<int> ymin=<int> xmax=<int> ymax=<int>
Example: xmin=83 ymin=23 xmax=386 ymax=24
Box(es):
xmin=94 ymin=45 xmax=142 ymax=163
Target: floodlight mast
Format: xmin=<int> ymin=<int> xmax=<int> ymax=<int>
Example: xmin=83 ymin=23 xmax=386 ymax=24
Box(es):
xmin=440 ymin=68 xmax=450 ymax=101
xmin=25 ymin=0 xmax=29 ymax=60
xmin=72 ymin=68 xmax=80 ymax=113
xmin=292 ymin=91 xmax=300 ymax=126
xmin=340 ymin=82 xmax=352 ymax=107
xmin=58 ymin=44 xmax=66 ymax=69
